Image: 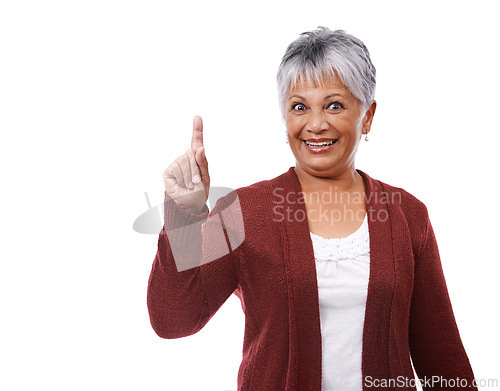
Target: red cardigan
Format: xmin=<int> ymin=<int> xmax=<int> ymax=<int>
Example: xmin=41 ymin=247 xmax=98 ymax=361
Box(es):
xmin=147 ymin=167 xmax=477 ymax=391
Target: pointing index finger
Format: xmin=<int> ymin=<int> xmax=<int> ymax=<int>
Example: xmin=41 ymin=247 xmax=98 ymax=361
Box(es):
xmin=191 ymin=115 xmax=204 ymax=151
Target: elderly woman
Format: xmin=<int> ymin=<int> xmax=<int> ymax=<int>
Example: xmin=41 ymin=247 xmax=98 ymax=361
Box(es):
xmin=147 ymin=27 xmax=477 ymax=391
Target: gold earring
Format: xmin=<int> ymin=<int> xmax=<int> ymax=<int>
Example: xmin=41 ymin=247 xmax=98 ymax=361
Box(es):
xmin=365 ymin=130 xmax=369 ymax=142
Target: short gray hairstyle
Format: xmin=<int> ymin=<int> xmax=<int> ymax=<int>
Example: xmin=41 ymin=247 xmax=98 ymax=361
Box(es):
xmin=277 ymin=27 xmax=376 ymax=117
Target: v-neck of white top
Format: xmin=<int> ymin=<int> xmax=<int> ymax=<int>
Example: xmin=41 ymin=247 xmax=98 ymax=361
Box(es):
xmin=309 ymin=213 xmax=370 ymax=391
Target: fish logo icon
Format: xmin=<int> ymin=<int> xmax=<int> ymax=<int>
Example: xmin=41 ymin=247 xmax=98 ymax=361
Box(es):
xmin=132 ymin=192 xmax=164 ymax=235
xmin=134 ymin=187 xmax=245 ymax=271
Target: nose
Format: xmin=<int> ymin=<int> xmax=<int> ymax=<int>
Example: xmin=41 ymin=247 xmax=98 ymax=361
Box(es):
xmin=306 ymin=110 xmax=328 ymax=133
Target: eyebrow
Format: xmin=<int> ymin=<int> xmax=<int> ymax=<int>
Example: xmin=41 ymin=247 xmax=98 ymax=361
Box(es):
xmin=288 ymin=93 xmax=345 ymax=100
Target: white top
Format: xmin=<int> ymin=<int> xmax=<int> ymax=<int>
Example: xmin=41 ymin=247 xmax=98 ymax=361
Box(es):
xmin=310 ymin=214 xmax=370 ymax=391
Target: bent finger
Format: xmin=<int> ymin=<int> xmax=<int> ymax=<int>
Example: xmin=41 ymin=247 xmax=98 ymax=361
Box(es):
xmin=176 ymin=151 xmax=193 ymax=189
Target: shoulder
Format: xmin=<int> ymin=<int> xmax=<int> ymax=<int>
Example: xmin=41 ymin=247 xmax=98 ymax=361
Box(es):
xmin=361 ymin=172 xmax=434 ymax=257
xmin=378 ymin=179 xmax=429 ymax=219
xmin=360 ymin=169 xmax=431 ymax=236
xmin=359 ymin=169 xmax=428 ymax=219
xmin=369 ymin=175 xmax=432 ymax=252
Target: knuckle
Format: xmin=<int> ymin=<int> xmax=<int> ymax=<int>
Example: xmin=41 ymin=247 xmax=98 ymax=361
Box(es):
xmin=165 ymin=164 xmax=175 ymax=174
xmin=176 ymin=157 xmax=188 ymax=169
xmin=171 ymin=161 xmax=180 ymax=172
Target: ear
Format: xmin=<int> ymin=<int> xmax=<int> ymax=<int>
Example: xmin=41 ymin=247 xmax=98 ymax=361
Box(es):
xmin=362 ymin=100 xmax=377 ymax=132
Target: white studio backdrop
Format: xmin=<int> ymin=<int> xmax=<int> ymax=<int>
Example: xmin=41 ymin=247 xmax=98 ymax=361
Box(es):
xmin=1 ymin=0 xmax=499 ymax=390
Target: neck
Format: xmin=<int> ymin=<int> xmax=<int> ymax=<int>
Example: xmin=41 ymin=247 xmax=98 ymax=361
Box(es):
xmin=294 ymin=164 xmax=363 ymax=194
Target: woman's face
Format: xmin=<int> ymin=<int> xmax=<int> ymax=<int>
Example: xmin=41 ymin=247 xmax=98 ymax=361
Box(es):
xmin=285 ymin=76 xmax=376 ymax=179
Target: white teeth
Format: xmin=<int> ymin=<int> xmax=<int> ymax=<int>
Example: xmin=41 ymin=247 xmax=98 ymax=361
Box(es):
xmin=305 ymin=140 xmax=336 ymax=147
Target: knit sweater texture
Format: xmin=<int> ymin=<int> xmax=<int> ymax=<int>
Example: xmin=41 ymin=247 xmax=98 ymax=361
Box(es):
xmin=147 ymin=167 xmax=477 ymax=391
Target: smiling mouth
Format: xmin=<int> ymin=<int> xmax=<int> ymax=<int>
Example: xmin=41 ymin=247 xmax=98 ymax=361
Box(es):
xmin=303 ymin=139 xmax=337 ymax=147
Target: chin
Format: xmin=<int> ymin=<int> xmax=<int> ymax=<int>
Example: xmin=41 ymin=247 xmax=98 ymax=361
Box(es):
xmin=305 ymin=157 xmax=337 ymax=168
xmin=301 ymin=161 xmax=338 ymax=175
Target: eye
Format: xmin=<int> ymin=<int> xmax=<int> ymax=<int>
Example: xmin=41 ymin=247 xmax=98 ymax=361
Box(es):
xmin=291 ymin=103 xmax=307 ymax=111
xmin=327 ymin=101 xmax=344 ymax=110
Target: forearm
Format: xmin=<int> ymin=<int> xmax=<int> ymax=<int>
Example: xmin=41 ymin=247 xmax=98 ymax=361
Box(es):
xmin=147 ymin=192 xmax=240 ymax=339
xmin=147 ymin=193 xmax=210 ymax=339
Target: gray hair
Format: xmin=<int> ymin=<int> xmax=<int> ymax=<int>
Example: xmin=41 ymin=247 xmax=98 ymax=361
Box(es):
xmin=277 ymin=27 xmax=376 ymax=117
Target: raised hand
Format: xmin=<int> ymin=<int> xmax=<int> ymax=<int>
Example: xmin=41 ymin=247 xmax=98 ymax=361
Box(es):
xmin=163 ymin=116 xmax=210 ymax=214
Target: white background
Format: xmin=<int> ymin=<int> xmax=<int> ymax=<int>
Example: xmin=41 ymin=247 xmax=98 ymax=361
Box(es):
xmin=1 ymin=0 xmax=499 ymax=390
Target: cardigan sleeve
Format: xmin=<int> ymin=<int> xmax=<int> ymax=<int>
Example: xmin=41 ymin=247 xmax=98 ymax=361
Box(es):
xmin=408 ymin=211 xmax=477 ymax=390
xmin=147 ymin=191 xmax=240 ymax=339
